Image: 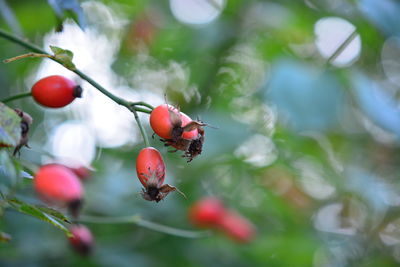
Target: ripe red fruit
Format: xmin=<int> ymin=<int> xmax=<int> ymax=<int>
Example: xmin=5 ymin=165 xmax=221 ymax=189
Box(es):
xmin=150 ymin=104 xmax=198 ymax=140
xmin=136 ymin=147 xmax=165 ymax=187
xmin=150 ymin=104 xmax=206 ymax=162
xmin=189 ymin=197 xmax=256 ymax=243
xmin=68 ymin=224 xmax=94 ymax=256
xmin=217 ymin=211 xmax=255 ymax=243
xmin=31 ymin=75 xmax=82 ymax=108
xmin=189 ymin=197 xmax=225 ymax=227
xmin=34 ymin=164 xmax=83 ymax=216
xmin=136 ymin=147 xmax=183 ymax=202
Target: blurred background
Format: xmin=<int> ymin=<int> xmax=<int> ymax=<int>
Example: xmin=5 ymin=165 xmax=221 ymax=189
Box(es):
xmin=1 ymin=0 xmax=400 ymax=266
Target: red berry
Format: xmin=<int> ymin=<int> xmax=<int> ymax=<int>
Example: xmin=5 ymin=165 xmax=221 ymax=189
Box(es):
xmin=136 ymin=147 xmax=165 ymax=188
xmin=34 ymin=164 xmax=83 ymax=216
xmin=150 ymin=104 xmax=198 ymax=140
xmin=189 ymin=197 xmax=226 ymax=227
xmin=68 ymin=224 xmax=93 ymax=256
xmin=135 ymin=147 xmax=181 ymax=202
xmin=149 ymin=104 xmax=175 ymax=139
xmin=31 ymin=75 xmax=82 ymax=108
xmin=217 ymin=211 xmax=255 ymax=243
xmin=150 ymin=104 xmax=206 ymax=162
xmin=189 ymin=197 xmax=256 ymax=243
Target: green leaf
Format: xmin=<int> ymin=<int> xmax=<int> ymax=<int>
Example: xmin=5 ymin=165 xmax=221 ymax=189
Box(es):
xmin=0 ymin=102 xmax=21 ymax=147
xmin=35 ymin=205 xmax=71 ymax=223
xmin=7 ymin=198 xmax=71 ymax=236
xmin=50 ymin=45 xmax=76 ymax=70
xmin=0 ymin=150 xmax=18 ymax=192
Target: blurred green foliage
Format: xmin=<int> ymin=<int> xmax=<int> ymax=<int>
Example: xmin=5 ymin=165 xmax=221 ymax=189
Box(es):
xmin=1 ymin=0 xmax=400 ymax=266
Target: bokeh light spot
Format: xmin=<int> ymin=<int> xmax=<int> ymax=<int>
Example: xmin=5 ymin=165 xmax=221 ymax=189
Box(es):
xmin=48 ymin=120 xmax=96 ymax=167
xmin=169 ymin=0 xmax=225 ymax=25
xmin=314 ymin=17 xmax=361 ymax=67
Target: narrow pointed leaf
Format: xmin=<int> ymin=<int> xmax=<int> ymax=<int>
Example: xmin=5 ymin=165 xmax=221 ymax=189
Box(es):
xmin=7 ymin=198 xmax=71 ymax=235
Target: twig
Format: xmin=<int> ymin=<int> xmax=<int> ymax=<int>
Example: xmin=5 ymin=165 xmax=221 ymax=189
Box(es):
xmin=131 ymin=108 xmax=150 ymax=146
xmin=1 ymin=92 xmax=32 ymax=103
xmin=80 ymin=214 xmax=211 ymax=238
xmin=130 ymin=101 xmax=154 ymax=110
xmin=3 ymin=52 xmax=53 ymax=63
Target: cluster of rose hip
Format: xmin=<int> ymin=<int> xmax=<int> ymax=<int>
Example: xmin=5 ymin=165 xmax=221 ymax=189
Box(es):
xmin=8 ymin=74 xmax=254 ymax=255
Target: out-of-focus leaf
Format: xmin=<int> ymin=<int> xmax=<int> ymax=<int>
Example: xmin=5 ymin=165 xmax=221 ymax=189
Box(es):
xmin=359 ymin=0 xmax=400 ymax=37
xmin=265 ymin=59 xmax=344 ymax=131
xmin=47 ymin=0 xmax=87 ymax=30
xmin=35 ymin=206 xmax=71 ymax=223
xmin=352 ymin=72 xmax=400 ymax=138
xmin=0 ymin=150 xmax=18 ymax=191
xmin=0 ymin=231 xmax=11 ymax=242
xmin=0 ymin=102 xmax=21 ymax=147
xmin=343 ymin=166 xmax=391 ymax=228
xmin=50 ymin=45 xmax=76 ymax=69
xmin=7 ymin=198 xmax=71 ymax=235
xmin=0 ymin=0 xmax=23 ymax=35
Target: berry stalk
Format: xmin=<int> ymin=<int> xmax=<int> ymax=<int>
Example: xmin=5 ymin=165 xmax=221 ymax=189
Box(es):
xmin=131 ymin=108 xmax=150 ymax=147
xmin=79 ymin=214 xmax=211 ymax=238
xmin=1 ymin=92 xmax=32 ymax=103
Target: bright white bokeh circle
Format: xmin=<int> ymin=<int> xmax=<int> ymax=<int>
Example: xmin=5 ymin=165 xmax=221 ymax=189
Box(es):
xmin=170 ymin=0 xmax=225 ymax=25
xmin=48 ymin=120 xmax=96 ymax=167
xmin=314 ymin=17 xmax=361 ymax=67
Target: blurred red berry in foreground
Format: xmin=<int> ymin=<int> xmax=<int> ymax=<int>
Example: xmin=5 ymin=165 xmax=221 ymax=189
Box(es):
xmin=189 ymin=197 xmax=225 ymax=227
xmin=34 ymin=164 xmax=83 ymax=217
xmin=217 ymin=211 xmax=255 ymax=243
xmin=68 ymin=224 xmax=94 ymax=256
xmin=189 ymin=197 xmax=256 ymax=243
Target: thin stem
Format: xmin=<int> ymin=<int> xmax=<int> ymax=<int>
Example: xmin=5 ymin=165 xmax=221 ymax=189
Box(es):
xmin=135 ymin=218 xmax=211 ymax=238
xmin=80 ymin=214 xmax=211 ymax=239
xmin=4 ymin=52 xmax=52 ymax=63
xmin=131 ymin=108 xmax=150 ymax=147
xmin=0 ymin=28 xmax=153 ymax=146
xmin=327 ymin=29 xmax=358 ymax=64
xmin=1 ymin=92 xmax=32 ymax=103
xmin=80 ymin=214 xmax=141 ymax=224
xmin=73 ymin=69 xmax=128 ymax=106
xmin=130 ymin=101 xmax=154 ymax=110
xmin=133 ymin=106 xmax=152 ymax=114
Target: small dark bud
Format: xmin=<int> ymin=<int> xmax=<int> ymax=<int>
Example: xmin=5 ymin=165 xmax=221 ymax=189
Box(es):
xmin=73 ymin=85 xmax=83 ymax=98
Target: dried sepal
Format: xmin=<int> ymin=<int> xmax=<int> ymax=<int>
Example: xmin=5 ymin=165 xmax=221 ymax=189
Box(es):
xmin=161 ymin=126 xmax=205 ymax=162
xmin=13 ymin=108 xmax=33 ymax=156
xmin=182 ymin=121 xmax=207 ymax=132
xmin=141 ymin=183 xmax=185 ymax=202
